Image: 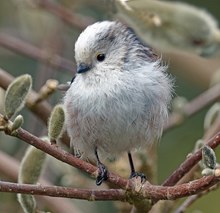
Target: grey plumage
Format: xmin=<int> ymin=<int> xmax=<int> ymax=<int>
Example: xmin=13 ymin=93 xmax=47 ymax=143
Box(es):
xmin=64 ymin=21 xmax=172 ymax=162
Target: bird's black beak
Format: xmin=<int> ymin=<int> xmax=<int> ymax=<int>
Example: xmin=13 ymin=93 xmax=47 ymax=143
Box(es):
xmin=77 ymin=63 xmax=91 ymax=74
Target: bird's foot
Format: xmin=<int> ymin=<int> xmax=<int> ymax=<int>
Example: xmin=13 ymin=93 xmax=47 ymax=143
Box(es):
xmin=129 ymin=172 xmax=146 ymax=183
xmin=96 ymin=163 xmax=108 ymax=186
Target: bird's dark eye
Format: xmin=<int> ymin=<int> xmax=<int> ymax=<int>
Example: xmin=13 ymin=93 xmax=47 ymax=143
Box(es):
xmin=96 ymin=53 xmax=105 ymax=62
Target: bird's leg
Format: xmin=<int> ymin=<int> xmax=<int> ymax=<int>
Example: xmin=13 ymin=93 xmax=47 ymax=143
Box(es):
xmin=128 ymin=151 xmax=146 ymax=182
xmin=95 ymin=147 xmax=108 ymax=186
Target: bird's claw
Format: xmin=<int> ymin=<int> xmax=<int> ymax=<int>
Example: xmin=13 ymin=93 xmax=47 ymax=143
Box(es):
xmin=129 ymin=172 xmax=146 ymax=183
xmin=96 ymin=163 xmax=108 ymax=186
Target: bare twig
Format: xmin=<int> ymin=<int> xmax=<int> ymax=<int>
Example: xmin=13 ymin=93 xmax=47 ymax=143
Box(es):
xmin=173 ymin=194 xmax=201 ymax=213
xmin=30 ymin=79 xmax=58 ymax=105
xmin=0 ymin=175 xmax=219 ymax=201
xmin=173 ymin=183 xmax=220 ymax=213
xmin=165 ymin=84 xmax=220 ymax=131
xmin=37 ymin=0 xmax=94 ymax=29
xmin=0 ymin=33 xmax=75 ymax=74
xmin=162 ymin=133 xmax=220 ymax=187
xmin=0 ymin=181 xmax=126 ymax=201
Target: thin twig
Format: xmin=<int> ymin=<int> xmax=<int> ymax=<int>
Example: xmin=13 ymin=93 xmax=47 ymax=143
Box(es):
xmin=173 ymin=182 xmax=220 ymax=213
xmin=0 ymin=175 xmax=219 ymax=201
xmin=0 ymin=181 xmax=126 ymax=201
xmin=165 ymin=84 xmax=220 ymax=131
xmin=37 ymin=0 xmax=94 ymax=29
xmin=173 ymin=194 xmax=201 ymax=213
xmin=162 ymin=133 xmax=220 ymax=187
xmin=0 ymin=33 xmax=75 ymax=74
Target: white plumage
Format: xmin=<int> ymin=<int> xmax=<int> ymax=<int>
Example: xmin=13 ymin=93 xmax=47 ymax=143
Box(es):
xmin=64 ymin=21 xmax=172 ymax=162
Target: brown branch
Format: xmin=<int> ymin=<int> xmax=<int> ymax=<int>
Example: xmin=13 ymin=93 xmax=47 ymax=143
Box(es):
xmin=142 ymin=175 xmax=220 ymax=200
xmin=0 ymin=33 xmax=75 ymax=74
xmin=165 ymin=84 xmax=220 ymax=131
xmin=162 ymin=133 xmax=220 ymax=186
xmin=14 ymin=127 xmax=130 ymax=189
xmin=37 ymin=0 xmax=94 ymax=29
xmin=0 ymin=175 xmax=219 ymax=201
xmin=173 ymin=182 xmax=220 ymax=213
xmin=0 ymin=181 xmax=126 ymax=201
xmin=0 ymin=150 xmax=82 ymax=213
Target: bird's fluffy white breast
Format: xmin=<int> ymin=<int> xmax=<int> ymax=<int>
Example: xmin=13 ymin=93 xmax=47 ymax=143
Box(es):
xmin=63 ymin=61 xmax=171 ymax=159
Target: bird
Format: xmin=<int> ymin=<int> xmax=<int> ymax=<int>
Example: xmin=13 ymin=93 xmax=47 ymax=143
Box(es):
xmin=63 ymin=21 xmax=173 ymax=185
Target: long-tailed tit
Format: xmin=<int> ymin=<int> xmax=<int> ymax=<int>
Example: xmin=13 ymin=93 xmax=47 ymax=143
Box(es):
xmin=64 ymin=21 xmax=172 ymax=185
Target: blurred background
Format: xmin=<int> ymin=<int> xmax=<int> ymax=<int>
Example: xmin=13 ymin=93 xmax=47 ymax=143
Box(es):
xmin=0 ymin=0 xmax=220 ymax=212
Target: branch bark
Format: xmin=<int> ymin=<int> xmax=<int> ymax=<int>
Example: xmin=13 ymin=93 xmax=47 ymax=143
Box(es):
xmin=0 ymin=175 xmax=219 ymax=201
xmin=0 ymin=181 xmax=126 ymax=201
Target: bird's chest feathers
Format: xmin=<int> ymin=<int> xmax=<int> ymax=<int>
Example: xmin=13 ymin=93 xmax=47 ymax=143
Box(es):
xmin=66 ymin=79 xmax=142 ymax=131
xmin=72 ymin=87 xmax=127 ymax=121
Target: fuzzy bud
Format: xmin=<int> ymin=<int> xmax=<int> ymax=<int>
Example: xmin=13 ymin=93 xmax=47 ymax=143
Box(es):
xmin=4 ymin=74 xmax=32 ymax=119
xmin=18 ymin=143 xmax=47 ymax=213
xmin=11 ymin=115 xmax=24 ymax=131
xmin=48 ymin=104 xmax=65 ymax=142
xmin=18 ymin=145 xmax=47 ymax=184
xmin=202 ymin=145 xmax=216 ymax=169
xmin=201 ymin=168 xmax=215 ymax=176
xmin=17 ymin=194 xmax=36 ymax=213
xmin=195 ymin=140 xmax=205 ymax=169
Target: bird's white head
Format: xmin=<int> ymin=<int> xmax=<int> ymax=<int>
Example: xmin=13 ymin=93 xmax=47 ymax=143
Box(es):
xmin=74 ymin=21 xmax=157 ymax=77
